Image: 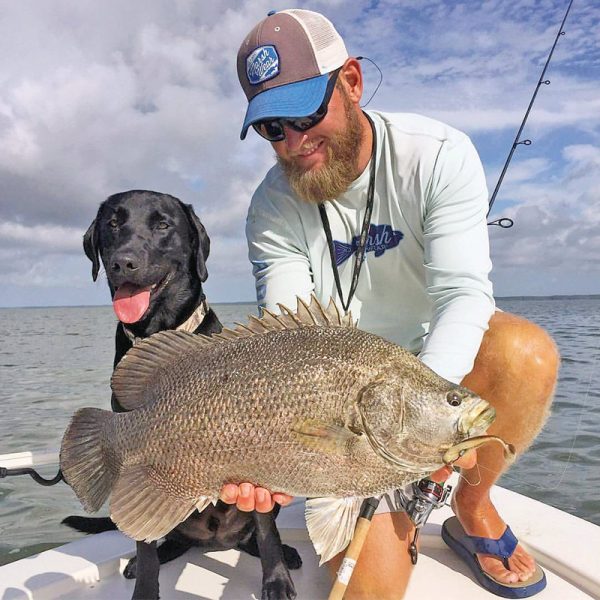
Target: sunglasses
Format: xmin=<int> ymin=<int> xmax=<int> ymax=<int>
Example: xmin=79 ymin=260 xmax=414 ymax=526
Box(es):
xmin=252 ymin=68 xmax=341 ymax=142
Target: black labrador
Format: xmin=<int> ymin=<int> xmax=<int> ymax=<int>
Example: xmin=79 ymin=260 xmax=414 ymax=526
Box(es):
xmin=63 ymin=190 xmax=300 ymax=600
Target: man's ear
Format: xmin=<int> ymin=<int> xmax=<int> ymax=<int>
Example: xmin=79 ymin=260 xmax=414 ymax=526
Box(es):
xmin=182 ymin=203 xmax=210 ymax=283
xmin=339 ymin=58 xmax=364 ymax=105
xmin=83 ymin=218 xmax=100 ymax=281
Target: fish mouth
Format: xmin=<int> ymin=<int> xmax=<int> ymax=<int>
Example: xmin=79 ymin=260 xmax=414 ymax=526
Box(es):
xmin=458 ymin=400 xmax=496 ymax=437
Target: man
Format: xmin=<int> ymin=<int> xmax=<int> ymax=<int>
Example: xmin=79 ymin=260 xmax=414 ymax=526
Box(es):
xmin=222 ymin=9 xmax=559 ymax=599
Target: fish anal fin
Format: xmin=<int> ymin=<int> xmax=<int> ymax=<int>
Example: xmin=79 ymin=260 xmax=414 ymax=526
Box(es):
xmin=110 ymin=464 xmax=211 ymax=542
xmin=305 ymin=496 xmax=363 ymax=565
xmin=292 ymin=418 xmax=358 ymax=455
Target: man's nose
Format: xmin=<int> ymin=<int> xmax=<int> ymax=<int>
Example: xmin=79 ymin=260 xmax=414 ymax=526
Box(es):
xmin=283 ymin=127 xmax=308 ymax=152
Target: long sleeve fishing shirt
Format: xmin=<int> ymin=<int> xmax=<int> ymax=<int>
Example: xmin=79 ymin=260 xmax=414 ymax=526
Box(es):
xmin=245 ymin=111 xmax=495 ymax=383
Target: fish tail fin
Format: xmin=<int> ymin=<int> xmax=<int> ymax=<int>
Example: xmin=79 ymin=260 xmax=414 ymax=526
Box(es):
xmin=305 ymin=496 xmax=364 ymax=565
xmin=333 ymin=240 xmax=354 ymax=265
xmin=60 ymin=407 xmax=117 ymax=513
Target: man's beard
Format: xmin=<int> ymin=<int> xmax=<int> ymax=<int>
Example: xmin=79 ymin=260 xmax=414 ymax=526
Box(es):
xmin=277 ymin=95 xmax=364 ymax=204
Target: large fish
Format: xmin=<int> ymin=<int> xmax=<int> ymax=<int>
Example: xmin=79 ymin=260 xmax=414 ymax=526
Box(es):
xmin=60 ymin=296 xmax=503 ymax=563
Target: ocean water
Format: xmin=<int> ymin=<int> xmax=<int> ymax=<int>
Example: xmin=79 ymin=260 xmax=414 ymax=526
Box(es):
xmin=0 ymin=297 xmax=598 ymax=565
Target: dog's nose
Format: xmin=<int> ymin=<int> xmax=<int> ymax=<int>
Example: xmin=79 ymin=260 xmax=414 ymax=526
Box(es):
xmin=111 ymin=255 xmax=139 ymax=274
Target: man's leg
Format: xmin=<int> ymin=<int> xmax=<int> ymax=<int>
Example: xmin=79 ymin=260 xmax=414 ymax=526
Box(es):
xmin=326 ymin=511 xmax=415 ymax=600
xmin=454 ymin=311 xmax=560 ymax=583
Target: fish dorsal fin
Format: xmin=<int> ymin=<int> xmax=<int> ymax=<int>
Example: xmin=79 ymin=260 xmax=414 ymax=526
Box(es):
xmin=111 ymin=330 xmax=218 ymax=411
xmin=212 ymin=295 xmax=354 ymax=343
xmin=112 ymin=296 xmax=354 ymax=410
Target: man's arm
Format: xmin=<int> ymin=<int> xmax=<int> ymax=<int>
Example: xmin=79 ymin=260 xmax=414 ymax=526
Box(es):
xmin=246 ymin=182 xmax=314 ymax=310
xmin=419 ymin=136 xmax=495 ymax=383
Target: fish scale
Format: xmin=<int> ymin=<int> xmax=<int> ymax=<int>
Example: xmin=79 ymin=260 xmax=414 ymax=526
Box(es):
xmin=60 ymin=296 xmax=497 ymax=563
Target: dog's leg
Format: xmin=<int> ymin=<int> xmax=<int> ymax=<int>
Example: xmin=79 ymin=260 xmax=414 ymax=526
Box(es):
xmin=156 ymin=537 xmax=194 ymax=564
xmin=238 ymin=534 xmax=302 ymax=570
xmin=252 ymin=512 xmax=297 ymax=600
xmin=130 ymin=541 xmax=160 ymax=600
xmin=124 ymin=537 xmax=194 ymax=580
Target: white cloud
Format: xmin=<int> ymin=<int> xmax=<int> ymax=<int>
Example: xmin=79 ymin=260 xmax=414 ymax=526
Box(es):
xmin=0 ymin=0 xmax=599 ymax=305
xmin=0 ymin=222 xmax=81 ymax=251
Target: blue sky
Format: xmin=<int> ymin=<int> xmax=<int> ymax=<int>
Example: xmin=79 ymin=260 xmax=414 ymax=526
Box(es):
xmin=0 ymin=0 xmax=598 ymax=307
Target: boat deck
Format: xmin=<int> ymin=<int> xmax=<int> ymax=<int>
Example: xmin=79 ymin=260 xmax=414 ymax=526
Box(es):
xmin=1 ymin=480 xmax=599 ymax=599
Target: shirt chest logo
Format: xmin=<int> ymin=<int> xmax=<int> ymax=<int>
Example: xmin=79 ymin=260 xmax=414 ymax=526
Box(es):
xmin=333 ymin=224 xmax=403 ymax=266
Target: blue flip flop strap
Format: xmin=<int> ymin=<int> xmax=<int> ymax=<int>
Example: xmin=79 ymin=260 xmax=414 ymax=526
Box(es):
xmin=462 ymin=526 xmax=518 ymax=559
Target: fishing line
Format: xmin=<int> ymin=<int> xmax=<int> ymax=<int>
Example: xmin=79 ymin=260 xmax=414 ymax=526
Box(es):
xmin=445 ymin=343 xmax=598 ymax=499
xmin=462 ymin=354 xmax=597 ymax=500
xmin=486 ymin=347 xmax=599 ymax=495
xmin=453 ymin=464 xmax=482 ymax=487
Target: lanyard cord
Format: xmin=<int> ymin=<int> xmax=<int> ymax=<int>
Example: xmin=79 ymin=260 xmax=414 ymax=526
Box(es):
xmin=318 ymin=113 xmax=377 ymax=314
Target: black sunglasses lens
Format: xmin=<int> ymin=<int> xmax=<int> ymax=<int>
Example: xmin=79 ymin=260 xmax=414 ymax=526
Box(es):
xmin=253 ymin=120 xmax=285 ymax=141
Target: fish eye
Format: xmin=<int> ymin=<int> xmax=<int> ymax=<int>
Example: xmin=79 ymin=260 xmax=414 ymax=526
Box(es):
xmin=447 ymin=391 xmax=462 ymax=407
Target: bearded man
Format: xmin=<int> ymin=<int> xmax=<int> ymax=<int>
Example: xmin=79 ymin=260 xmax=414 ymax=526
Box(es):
xmin=221 ymin=8 xmax=559 ymax=599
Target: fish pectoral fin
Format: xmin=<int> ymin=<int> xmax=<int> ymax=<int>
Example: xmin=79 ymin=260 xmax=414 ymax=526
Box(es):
xmin=305 ymin=496 xmax=364 ymax=566
xmin=292 ymin=419 xmax=358 ymax=455
xmin=110 ymin=464 xmax=210 ymax=542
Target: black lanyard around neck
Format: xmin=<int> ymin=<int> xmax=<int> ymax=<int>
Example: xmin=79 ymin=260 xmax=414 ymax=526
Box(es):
xmin=318 ymin=113 xmax=377 ymax=314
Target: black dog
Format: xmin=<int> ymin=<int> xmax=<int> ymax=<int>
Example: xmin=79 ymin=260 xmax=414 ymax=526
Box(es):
xmin=64 ymin=190 xmax=300 ymax=600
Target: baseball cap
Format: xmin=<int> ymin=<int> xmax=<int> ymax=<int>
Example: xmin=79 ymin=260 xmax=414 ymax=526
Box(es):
xmin=237 ymin=9 xmax=348 ymax=140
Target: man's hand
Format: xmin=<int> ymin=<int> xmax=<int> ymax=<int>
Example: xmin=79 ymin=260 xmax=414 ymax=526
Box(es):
xmin=430 ymin=449 xmax=477 ymax=483
xmin=220 ymin=483 xmax=293 ymax=513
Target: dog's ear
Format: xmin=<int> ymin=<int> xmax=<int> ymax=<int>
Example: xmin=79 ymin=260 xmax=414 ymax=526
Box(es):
xmin=182 ymin=203 xmax=210 ymax=283
xmin=83 ymin=218 xmax=100 ymax=282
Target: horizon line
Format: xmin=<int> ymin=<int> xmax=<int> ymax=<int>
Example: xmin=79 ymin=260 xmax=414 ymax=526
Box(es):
xmin=2 ymin=293 xmax=600 ymax=310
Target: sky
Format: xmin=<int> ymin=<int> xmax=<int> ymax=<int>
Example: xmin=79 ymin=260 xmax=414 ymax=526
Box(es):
xmin=0 ymin=0 xmax=598 ymax=307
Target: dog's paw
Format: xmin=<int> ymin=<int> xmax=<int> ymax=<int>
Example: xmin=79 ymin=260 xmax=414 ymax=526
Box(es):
xmin=122 ymin=556 xmax=137 ymax=579
xmin=261 ymin=575 xmax=297 ymax=600
xmin=282 ymin=544 xmax=302 ymax=570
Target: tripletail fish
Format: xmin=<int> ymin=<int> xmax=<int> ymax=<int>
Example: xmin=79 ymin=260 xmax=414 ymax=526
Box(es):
xmin=61 ymin=296 xmax=501 ymax=563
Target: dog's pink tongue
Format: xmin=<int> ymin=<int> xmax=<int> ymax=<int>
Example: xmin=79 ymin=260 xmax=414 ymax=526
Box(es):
xmin=113 ymin=284 xmax=151 ymax=323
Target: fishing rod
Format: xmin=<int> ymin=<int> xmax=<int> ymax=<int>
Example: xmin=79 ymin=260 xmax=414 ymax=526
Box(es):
xmin=328 ymin=497 xmax=380 ymax=600
xmin=487 ymin=0 xmax=574 ymax=228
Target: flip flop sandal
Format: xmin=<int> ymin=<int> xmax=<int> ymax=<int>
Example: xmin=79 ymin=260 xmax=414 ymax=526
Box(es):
xmin=442 ymin=516 xmax=547 ymax=598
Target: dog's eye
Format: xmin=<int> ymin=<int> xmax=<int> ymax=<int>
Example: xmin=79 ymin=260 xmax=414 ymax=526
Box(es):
xmin=108 ymin=217 xmax=118 ymax=228
xmin=157 ymin=221 xmax=169 ymax=230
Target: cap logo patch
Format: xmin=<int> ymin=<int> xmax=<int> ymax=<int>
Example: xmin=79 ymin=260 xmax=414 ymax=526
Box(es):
xmin=246 ymin=45 xmax=279 ymax=85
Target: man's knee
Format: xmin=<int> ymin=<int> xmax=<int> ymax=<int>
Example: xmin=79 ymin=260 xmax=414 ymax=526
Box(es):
xmin=477 ymin=312 xmax=560 ymax=393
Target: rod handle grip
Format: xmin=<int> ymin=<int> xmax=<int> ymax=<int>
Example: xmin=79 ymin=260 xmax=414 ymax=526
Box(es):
xmin=327 ymin=517 xmax=373 ymax=600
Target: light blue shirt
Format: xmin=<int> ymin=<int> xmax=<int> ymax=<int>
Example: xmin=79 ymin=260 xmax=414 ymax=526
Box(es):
xmin=246 ymin=111 xmax=495 ymax=383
